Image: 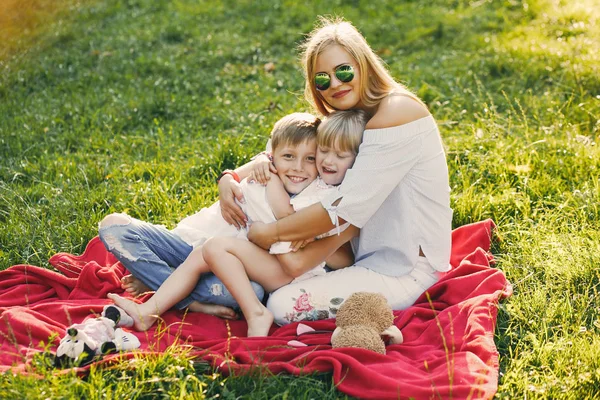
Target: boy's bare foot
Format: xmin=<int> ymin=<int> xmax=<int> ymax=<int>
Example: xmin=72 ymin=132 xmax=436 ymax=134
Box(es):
xmin=107 ymin=293 xmax=157 ymax=331
xmin=121 ymin=274 xmax=152 ymax=297
xmin=245 ymin=306 xmax=274 ymax=337
xmin=187 ymin=301 xmax=239 ymax=320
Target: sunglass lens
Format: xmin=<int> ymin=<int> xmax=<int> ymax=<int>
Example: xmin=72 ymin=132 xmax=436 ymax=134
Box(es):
xmin=335 ymin=65 xmax=354 ymax=83
xmin=315 ymin=73 xmax=330 ymax=91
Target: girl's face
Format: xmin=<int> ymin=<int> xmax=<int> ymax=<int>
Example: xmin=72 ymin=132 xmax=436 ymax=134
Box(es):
xmin=272 ymin=139 xmax=318 ymax=194
xmin=316 ymin=145 xmax=356 ymax=185
xmin=314 ymin=45 xmax=362 ymax=111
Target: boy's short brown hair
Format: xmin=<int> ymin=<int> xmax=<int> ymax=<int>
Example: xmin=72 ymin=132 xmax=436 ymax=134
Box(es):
xmin=270 ymin=112 xmax=321 ymax=151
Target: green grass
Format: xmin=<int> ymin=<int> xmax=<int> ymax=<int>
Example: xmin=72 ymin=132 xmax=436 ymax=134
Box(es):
xmin=1 ymin=344 xmax=342 ymax=399
xmin=1 ymin=0 xmax=599 ymax=398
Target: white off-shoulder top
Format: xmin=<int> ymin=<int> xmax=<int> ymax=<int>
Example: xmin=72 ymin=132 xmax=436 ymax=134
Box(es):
xmin=321 ymin=115 xmax=452 ymax=276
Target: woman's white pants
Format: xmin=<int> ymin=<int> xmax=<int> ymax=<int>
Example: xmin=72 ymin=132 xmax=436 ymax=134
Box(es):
xmin=267 ymin=257 xmax=442 ymax=325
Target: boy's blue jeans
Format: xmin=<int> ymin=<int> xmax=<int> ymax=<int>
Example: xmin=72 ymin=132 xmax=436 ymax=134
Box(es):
xmin=98 ymin=216 xmax=265 ymax=310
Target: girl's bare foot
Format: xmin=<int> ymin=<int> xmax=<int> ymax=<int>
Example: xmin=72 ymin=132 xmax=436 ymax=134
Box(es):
xmin=187 ymin=301 xmax=239 ymax=320
xmin=245 ymin=305 xmax=274 ymax=337
xmin=107 ymin=293 xmax=157 ymax=331
xmin=121 ymin=274 xmax=152 ymax=296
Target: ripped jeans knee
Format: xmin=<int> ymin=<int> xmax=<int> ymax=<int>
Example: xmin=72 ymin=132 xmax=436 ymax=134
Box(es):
xmin=99 ymin=213 xmax=132 ymax=230
xmin=98 ymin=213 xmax=145 ymax=263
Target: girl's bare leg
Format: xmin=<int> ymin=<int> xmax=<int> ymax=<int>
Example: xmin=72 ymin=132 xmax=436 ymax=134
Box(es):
xmin=119 ymin=276 xmax=237 ymax=319
xmin=109 ymin=246 xmax=210 ymax=331
xmin=202 ymin=237 xmax=293 ymax=337
xmin=187 ymin=301 xmax=238 ymax=319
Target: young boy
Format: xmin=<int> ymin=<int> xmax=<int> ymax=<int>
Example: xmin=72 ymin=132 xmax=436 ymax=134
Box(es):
xmin=109 ymin=110 xmax=369 ymax=336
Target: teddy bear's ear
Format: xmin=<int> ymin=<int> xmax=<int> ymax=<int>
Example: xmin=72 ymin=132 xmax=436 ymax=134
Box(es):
xmin=381 ymin=325 xmax=403 ymax=344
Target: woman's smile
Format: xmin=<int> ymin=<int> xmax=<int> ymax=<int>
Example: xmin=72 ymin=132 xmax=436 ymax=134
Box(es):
xmin=332 ymin=89 xmax=351 ymax=99
xmin=332 ymin=89 xmax=352 ymax=99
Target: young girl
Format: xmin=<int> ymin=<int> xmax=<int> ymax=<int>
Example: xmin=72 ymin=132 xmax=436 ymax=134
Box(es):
xmin=108 ymin=109 xmax=368 ymax=336
xmin=220 ymin=17 xmax=452 ymax=326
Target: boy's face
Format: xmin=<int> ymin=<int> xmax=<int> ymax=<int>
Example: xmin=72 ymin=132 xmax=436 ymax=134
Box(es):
xmin=316 ymin=145 xmax=356 ymax=185
xmin=272 ymin=138 xmax=318 ymax=194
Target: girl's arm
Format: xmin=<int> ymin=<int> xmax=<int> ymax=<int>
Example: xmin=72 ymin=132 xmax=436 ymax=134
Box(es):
xmin=265 ymin=173 xmax=295 ymax=219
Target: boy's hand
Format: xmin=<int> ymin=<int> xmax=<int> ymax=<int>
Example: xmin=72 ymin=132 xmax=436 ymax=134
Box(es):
xmin=218 ymin=175 xmax=247 ymax=229
xmin=249 ymin=154 xmax=277 ymax=185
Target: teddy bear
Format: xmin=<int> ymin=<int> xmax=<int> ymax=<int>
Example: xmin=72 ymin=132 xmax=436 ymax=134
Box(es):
xmin=54 ymin=304 xmax=141 ymax=367
xmin=330 ymin=292 xmax=403 ymax=354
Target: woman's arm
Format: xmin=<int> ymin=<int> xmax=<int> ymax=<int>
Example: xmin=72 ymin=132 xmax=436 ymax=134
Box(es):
xmin=275 ymin=225 xmax=358 ymax=278
xmin=324 ymin=240 xmax=355 ymax=270
xmin=248 ymin=203 xmax=343 ymax=250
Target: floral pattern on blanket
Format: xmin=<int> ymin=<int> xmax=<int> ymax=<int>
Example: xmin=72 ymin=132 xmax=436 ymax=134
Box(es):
xmin=284 ymin=289 xmax=345 ymax=323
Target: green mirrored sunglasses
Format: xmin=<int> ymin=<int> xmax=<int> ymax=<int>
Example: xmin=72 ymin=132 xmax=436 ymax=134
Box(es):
xmin=314 ymin=64 xmax=355 ymax=91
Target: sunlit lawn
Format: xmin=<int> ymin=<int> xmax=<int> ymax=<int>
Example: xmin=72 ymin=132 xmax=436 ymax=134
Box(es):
xmin=1 ymin=0 xmax=599 ymax=398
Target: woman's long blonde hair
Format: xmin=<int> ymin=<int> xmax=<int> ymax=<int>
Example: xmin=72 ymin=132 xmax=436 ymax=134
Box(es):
xmin=300 ymin=16 xmax=422 ymax=116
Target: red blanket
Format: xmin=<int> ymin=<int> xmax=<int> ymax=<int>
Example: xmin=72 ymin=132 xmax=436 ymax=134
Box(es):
xmin=0 ymin=219 xmax=510 ymax=399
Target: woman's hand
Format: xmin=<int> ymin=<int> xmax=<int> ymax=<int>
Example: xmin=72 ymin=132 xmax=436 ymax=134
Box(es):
xmin=249 ymin=154 xmax=277 ymax=185
xmin=218 ymin=175 xmax=247 ymax=229
xmin=247 ymin=221 xmax=278 ymax=250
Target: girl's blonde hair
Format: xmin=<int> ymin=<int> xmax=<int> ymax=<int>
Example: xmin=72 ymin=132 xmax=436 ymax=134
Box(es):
xmin=318 ymin=109 xmax=370 ymax=155
xmin=300 ymin=16 xmax=423 ymax=116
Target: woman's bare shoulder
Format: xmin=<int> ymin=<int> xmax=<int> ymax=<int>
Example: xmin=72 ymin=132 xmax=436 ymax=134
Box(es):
xmin=365 ymin=94 xmax=430 ymax=130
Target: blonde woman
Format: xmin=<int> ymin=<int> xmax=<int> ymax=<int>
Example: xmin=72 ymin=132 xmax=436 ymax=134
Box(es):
xmin=219 ymin=17 xmax=452 ymax=325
